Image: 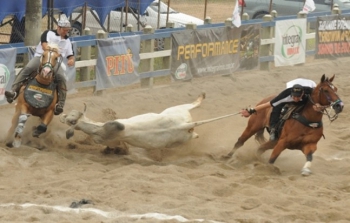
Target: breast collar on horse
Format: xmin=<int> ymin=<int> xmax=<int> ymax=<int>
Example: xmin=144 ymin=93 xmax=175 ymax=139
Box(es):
xmin=292 ymin=82 xmax=341 ymax=128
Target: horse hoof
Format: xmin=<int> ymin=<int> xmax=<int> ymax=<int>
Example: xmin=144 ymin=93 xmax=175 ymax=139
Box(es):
xmin=221 ymin=152 xmax=234 ymax=160
xmin=5 ymin=142 xmax=13 ymax=148
xmin=13 ymin=139 xmax=21 ymax=148
xmin=301 ymin=168 xmax=312 ymax=176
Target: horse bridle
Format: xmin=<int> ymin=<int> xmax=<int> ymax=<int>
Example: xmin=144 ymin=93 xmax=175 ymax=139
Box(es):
xmin=308 ymin=81 xmax=342 ymax=122
xmin=40 ymin=49 xmax=63 ymax=75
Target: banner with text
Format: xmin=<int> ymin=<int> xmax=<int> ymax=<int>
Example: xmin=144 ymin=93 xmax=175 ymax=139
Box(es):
xmin=274 ymin=19 xmax=306 ymax=66
xmin=95 ymin=36 xmax=140 ymax=91
xmin=171 ymin=26 xmax=242 ymax=81
xmin=0 ymin=48 xmax=17 ymax=105
xmin=316 ymin=15 xmax=350 ymax=58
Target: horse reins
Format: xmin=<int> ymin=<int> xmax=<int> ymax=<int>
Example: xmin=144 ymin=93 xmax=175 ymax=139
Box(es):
xmin=307 ymin=81 xmax=341 ymax=122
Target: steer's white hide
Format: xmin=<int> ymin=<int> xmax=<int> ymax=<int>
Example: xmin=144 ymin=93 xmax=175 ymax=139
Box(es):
xmin=60 ymin=93 xmax=234 ymax=150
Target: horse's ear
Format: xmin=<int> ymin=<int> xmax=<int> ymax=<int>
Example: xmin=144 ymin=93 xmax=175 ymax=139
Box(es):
xmin=329 ymin=74 xmax=335 ymax=82
xmin=321 ymin=74 xmax=326 ymax=83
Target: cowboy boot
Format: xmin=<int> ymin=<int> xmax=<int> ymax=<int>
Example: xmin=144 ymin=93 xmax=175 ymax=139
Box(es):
xmin=4 ymin=83 xmax=20 ymax=104
xmin=54 ymin=80 xmax=67 ymax=116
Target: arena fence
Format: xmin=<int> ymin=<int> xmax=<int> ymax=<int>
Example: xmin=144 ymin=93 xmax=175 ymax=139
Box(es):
xmin=0 ymin=7 xmax=349 ymax=101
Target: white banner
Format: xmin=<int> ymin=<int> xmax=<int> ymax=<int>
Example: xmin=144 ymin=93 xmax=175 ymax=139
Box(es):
xmin=274 ymin=19 xmax=306 ymax=67
xmin=0 ymin=48 xmax=17 ymax=105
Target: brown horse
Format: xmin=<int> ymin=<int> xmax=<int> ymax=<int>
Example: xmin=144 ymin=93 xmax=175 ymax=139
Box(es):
xmin=5 ymin=44 xmax=61 ymax=148
xmin=224 ymin=74 xmax=344 ymax=176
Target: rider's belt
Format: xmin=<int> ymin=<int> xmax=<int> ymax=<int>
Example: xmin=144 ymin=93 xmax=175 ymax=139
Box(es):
xmin=292 ymin=113 xmax=323 ymax=128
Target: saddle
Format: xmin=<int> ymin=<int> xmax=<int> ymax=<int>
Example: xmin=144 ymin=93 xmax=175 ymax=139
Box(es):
xmin=24 ymin=78 xmax=57 ymax=109
xmin=271 ymin=104 xmax=323 ymax=140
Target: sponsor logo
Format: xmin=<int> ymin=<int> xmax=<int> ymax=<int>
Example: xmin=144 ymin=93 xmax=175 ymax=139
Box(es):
xmin=280 ymin=25 xmax=303 ymax=58
xmin=33 ymin=93 xmax=44 ymax=102
xmin=175 ymin=63 xmax=187 ymax=79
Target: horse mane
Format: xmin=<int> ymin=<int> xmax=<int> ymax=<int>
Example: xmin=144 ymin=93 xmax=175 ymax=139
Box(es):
xmin=46 ymin=43 xmax=60 ymax=54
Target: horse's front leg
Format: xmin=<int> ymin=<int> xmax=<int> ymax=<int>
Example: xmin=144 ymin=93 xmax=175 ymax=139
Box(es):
xmin=12 ymin=113 xmax=30 ymax=148
xmin=32 ymin=110 xmax=54 ymax=138
xmin=300 ymin=143 xmax=317 ymax=176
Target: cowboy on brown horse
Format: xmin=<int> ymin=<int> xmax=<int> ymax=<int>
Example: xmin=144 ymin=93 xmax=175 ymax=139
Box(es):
xmin=242 ymin=84 xmax=314 ymax=140
xmin=5 ymin=43 xmax=62 ymax=148
xmin=5 ymin=19 xmax=75 ymax=115
xmin=225 ymin=74 xmax=344 ymax=176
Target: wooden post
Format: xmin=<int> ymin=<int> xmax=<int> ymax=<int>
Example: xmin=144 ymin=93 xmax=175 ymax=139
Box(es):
xmin=94 ymin=30 xmax=107 ymax=95
xmin=126 ymin=24 xmax=133 ymax=32
xmin=298 ymin=11 xmax=308 ymax=66
xmin=270 ymin=10 xmax=278 ymax=18
xmin=260 ymin=15 xmax=273 ymax=71
xmin=332 ymin=6 xmax=341 ymax=15
xmin=80 ymin=28 xmax=91 ymax=81
xmin=297 ymin=11 xmax=309 ymax=32
xmin=242 ymin=13 xmax=249 ymax=21
xmin=139 ymin=25 xmax=154 ymax=88
xmin=204 ymin=17 xmax=212 ymax=24
xmin=162 ymin=22 xmax=174 ymax=70
xmin=224 ymin=18 xmax=232 ymax=27
xmin=222 ymin=19 xmax=233 ymax=77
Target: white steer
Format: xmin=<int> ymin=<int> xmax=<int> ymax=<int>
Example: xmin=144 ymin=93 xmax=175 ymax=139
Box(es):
xmin=60 ymin=93 xmax=235 ymax=152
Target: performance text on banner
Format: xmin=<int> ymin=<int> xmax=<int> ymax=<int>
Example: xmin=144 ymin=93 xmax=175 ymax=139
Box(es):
xmin=171 ymin=25 xmax=260 ymax=81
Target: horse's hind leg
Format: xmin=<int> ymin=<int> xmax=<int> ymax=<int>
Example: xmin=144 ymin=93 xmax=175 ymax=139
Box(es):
xmin=256 ymin=140 xmax=278 ymax=161
xmin=224 ymin=126 xmax=263 ymax=158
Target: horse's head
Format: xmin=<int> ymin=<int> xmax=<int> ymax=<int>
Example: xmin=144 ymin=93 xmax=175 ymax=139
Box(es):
xmin=37 ymin=43 xmax=61 ymax=85
xmin=313 ymin=74 xmax=344 ymax=120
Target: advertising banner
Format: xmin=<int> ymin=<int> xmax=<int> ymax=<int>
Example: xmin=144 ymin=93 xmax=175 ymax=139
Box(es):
xmin=316 ymin=15 xmax=350 ymax=58
xmin=171 ymin=26 xmax=242 ymax=81
xmin=274 ymin=19 xmax=306 ymax=66
xmin=95 ymin=36 xmax=140 ymax=91
xmin=0 ymin=48 xmax=17 ymax=105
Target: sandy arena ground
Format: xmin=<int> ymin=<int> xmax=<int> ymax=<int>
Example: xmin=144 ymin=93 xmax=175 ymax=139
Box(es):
xmin=0 ymin=56 xmax=350 ymax=222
